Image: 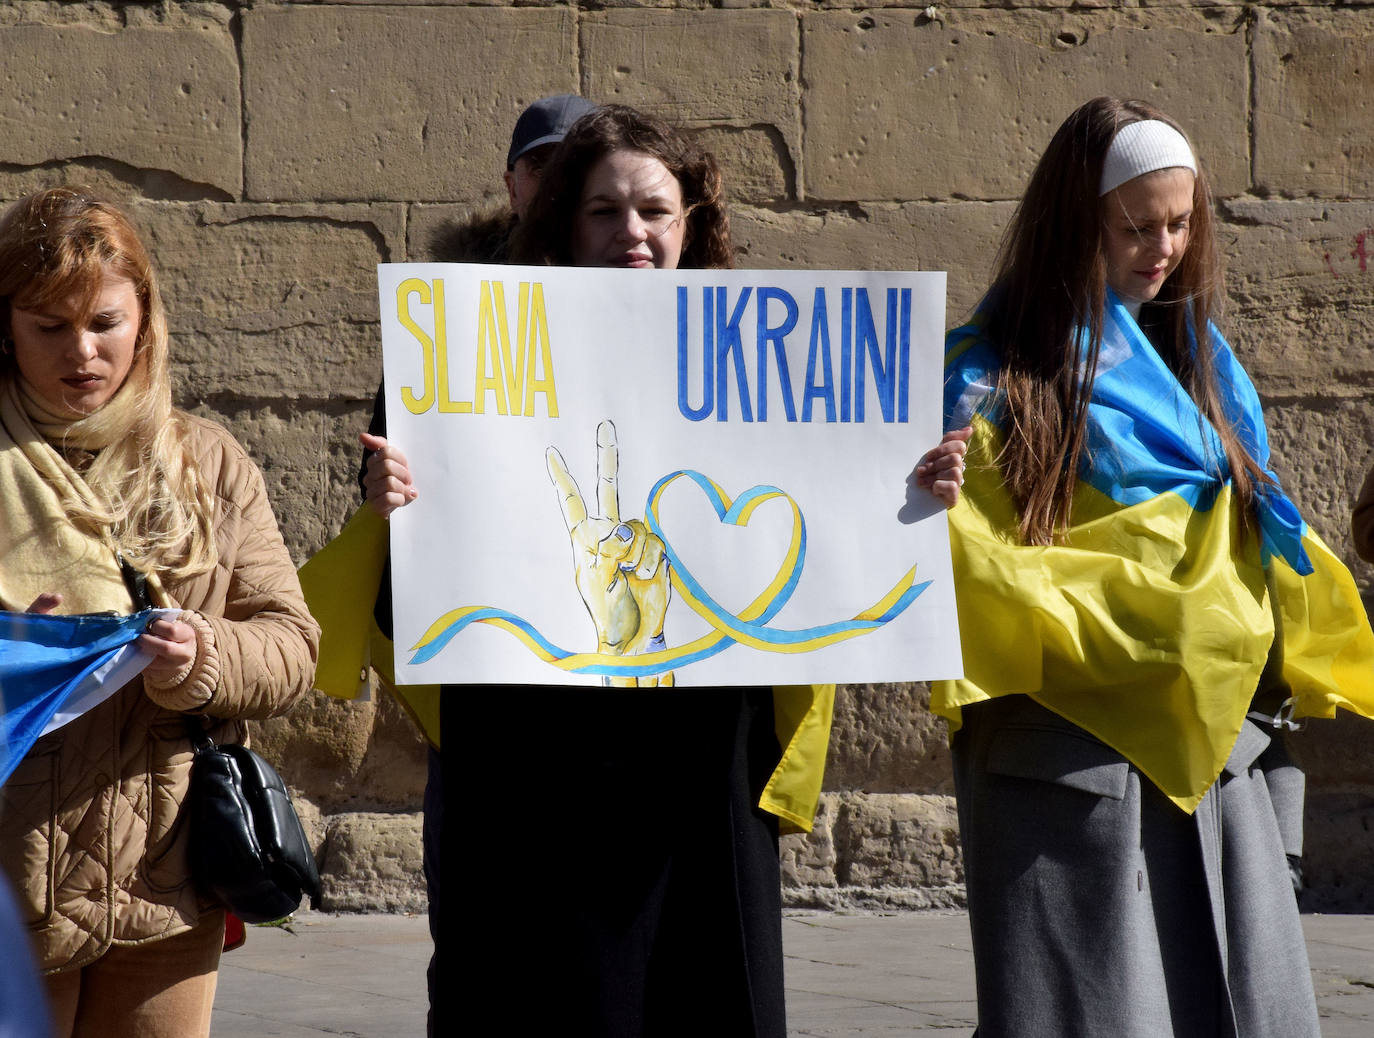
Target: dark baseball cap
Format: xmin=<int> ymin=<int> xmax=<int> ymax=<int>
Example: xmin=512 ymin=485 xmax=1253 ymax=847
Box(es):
xmin=507 ymin=94 xmax=597 ymax=168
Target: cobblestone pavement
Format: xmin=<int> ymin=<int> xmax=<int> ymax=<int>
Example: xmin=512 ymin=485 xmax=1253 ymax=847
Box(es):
xmin=213 ymin=910 xmax=1374 ymax=1036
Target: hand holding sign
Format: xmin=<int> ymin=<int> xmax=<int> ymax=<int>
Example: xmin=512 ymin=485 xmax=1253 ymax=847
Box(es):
xmin=546 ymin=420 xmax=673 ymax=688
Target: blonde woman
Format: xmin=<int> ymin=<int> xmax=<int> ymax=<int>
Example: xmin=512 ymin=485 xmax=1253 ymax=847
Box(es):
xmin=0 ymin=187 xmax=318 ymax=1038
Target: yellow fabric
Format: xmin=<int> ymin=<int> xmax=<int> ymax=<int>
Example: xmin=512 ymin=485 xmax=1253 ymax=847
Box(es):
xmin=1273 ymin=531 xmax=1374 ymax=720
xmin=764 ymin=683 xmax=834 ymax=834
xmin=299 ymin=506 xmax=835 ymax=826
xmin=297 ymin=504 xmax=441 ymax=749
xmin=931 ymin=415 xmax=1374 ymax=813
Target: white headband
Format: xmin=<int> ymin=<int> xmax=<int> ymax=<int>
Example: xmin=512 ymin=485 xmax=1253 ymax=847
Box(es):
xmin=1098 ymin=120 xmax=1197 ymax=196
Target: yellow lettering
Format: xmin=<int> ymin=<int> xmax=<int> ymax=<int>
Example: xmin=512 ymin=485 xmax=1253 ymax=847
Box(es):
xmin=502 ymin=282 xmax=530 ymax=410
xmin=474 ymin=281 xmax=510 ymax=415
xmin=433 ymin=279 xmax=471 ymax=414
xmin=398 ymin=279 xmax=435 ymax=414
xmin=524 ymin=283 xmax=559 ymax=418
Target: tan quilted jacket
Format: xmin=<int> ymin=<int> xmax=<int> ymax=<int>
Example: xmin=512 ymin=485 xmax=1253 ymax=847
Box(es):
xmin=0 ymin=414 xmax=320 ymax=973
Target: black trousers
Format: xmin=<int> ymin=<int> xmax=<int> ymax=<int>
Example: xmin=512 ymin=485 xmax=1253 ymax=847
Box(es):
xmin=440 ymin=686 xmax=785 ymax=1037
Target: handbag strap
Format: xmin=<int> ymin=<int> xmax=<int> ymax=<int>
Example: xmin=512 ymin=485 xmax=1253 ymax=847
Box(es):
xmin=183 ymin=716 xmax=215 ymax=753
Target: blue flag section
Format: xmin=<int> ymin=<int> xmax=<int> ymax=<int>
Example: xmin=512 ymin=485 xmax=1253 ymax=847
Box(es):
xmin=0 ymin=873 xmax=50 ymax=1038
xmin=946 ymin=289 xmax=1311 ymax=573
xmin=0 ymin=610 xmax=158 ymax=787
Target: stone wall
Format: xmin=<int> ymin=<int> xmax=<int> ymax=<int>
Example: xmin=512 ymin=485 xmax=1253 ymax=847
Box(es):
xmin=2 ymin=0 xmax=1371 ymax=912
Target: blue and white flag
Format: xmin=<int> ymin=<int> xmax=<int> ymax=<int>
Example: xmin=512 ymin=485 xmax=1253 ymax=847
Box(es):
xmin=0 ymin=609 xmax=174 ymax=787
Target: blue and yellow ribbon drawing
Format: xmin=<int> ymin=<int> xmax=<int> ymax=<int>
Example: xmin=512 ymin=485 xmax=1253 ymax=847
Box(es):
xmin=409 ymin=468 xmax=928 ymax=677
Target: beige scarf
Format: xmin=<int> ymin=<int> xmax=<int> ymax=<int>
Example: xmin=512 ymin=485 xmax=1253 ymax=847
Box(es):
xmin=0 ymin=376 xmax=147 ymax=614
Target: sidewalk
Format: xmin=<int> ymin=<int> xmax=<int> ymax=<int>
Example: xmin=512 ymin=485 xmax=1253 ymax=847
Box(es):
xmin=213 ymin=910 xmax=1374 ymax=1036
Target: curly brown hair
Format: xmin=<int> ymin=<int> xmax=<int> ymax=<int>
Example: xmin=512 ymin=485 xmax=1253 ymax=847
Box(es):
xmin=510 ymin=105 xmax=734 ymax=270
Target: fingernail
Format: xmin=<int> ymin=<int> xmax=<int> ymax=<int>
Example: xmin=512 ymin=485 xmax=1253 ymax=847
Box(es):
xmin=613 ymin=523 xmax=634 ymax=542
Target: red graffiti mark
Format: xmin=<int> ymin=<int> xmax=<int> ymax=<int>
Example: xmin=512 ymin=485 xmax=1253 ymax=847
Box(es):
xmin=1353 ymin=230 xmax=1370 ymax=273
xmin=1324 ymin=251 xmax=1341 ymax=278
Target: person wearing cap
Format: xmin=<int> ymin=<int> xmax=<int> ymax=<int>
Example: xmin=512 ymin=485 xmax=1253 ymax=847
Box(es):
xmin=908 ymin=96 xmax=1374 ymax=1035
xmin=352 ymin=93 xmax=593 ymax=1036
xmin=423 ymin=93 xmax=598 ymax=265
xmin=504 ymin=93 xmax=597 ymax=216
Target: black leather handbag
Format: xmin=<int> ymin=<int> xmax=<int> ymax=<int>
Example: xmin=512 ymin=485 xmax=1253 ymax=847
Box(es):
xmin=184 ymin=720 xmax=321 ymax=924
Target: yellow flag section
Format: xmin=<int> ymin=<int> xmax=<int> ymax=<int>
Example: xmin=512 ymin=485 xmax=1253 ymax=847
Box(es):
xmin=297 ymin=505 xmax=835 ymax=833
xmin=764 ymin=683 xmax=835 ymax=834
xmin=298 ymin=505 xmax=441 ymax=749
xmin=1276 ymin=534 xmax=1374 ymax=722
xmin=932 ymin=416 xmax=1374 ymax=814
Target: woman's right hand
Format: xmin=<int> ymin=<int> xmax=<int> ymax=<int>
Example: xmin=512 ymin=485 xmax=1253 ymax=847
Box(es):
xmin=25 ymin=593 xmax=62 ymax=614
xmin=360 ymin=432 xmax=418 ymax=518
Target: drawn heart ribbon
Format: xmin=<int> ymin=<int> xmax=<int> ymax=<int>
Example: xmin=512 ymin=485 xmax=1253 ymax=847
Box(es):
xmin=408 ymin=469 xmax=929 ymax=677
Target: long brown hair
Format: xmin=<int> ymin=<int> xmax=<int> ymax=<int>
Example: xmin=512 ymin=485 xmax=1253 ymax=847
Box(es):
xmin=0 ymin=187 xmax=216 ymax=579
xmin=986 ymin=97 xmax=1265 ymax=544
xmin=510 ymin=105 xmax=734 ymax=270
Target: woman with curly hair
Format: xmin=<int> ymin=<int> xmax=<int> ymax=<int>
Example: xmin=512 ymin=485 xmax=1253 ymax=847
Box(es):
xmin=362 ymin=106 xmax=804 ymax=1036
xmin=509 ymin=103 xmax=733 ymax=270
xmin=0 ymin=187 xmax=318 ymax=1037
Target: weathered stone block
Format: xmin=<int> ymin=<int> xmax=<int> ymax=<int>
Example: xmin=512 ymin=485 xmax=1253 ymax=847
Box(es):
xmin=833 ymin=792 xmax=962 ymax=888
xmin=252 ymin=683 xmax=427 ymax=818
xmin=1261 ymin=399 xmax=1374 ymax=573
xmin=251 ymin=695 xmax=379 ymax=811
xmin=130 ymin=203 xmax=401 ymax=401
xmin=731 ymin=201 xmax=1013 ymax=322
xmin=694 ymin=126 xmax=793 ymax=204
xmin=290 ymin=794 xmax=328 ymax=866
xmin=317 ymin=811 xmax=427 ymax=913
xmin=826 ymin=683 xmax=952 ymax=794
xmin=780 ymin=795 xmax=839 ymax=889
xmin=589 ymin=0 xmax=714 ymax=9
xmin=1254 ymin=10 xmax=1374 ymax=198
xmin=0 ymin=17 xmax=240 ymax=196
xmin=583 ymin=9 xmax=800 ymax=166
xmin=1222 ymin=200 xmax=1374 ymax=398
xmin=350 ymin=688 xmax=430 ymax=810
xmin=243 ymin=6 xmax=576 ymax=202
xmin=1300 ymin=792 xmax=1374 ymax=914
xmin=1291 ymin=717 xmax=1374 ymax=790
xmin=802 ymin=10 xmax=1247 ymax=202
xmin=184 ymin=400 xmax=372 ymax=563
xmin=0 ymin=163 xmax=220 ymax=208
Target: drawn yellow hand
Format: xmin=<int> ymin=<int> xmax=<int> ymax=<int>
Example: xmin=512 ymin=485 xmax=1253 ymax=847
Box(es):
xmin=546 ymin=420 xmax=673 ymax=688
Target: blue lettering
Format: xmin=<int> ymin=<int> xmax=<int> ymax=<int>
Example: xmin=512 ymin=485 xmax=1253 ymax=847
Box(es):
xmin=715 ymin=286 xmax=754 ymax=422
xmin=802 ymin=288 xmax=837 ymax=423
xmin=840 ymin=288 xmax=853 ymax=423
xmin=755 ymin=287 xmax=798 ymax=422
xmin=677 ymin=286 xmax=714 ymax=421
xmin=898 ymin=287 xmax=911 ymax=423
xmin=675 ymin=283 xmax=913 ymax=425
xmin=853 ymin=288 xmax=898 ymax=423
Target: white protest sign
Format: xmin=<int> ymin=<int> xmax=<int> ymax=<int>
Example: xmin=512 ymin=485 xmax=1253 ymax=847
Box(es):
xmin=380 ymin=264 xmax=962 ymax=687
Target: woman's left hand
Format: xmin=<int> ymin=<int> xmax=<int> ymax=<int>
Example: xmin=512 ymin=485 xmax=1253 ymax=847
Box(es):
xmin=915 ymin=426 xmax=973 ymax=509
xmin=139 ymin=617 xmax=199 ymax=685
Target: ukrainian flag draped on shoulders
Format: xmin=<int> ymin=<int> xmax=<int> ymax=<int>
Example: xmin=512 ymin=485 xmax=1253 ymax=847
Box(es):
xmin=932 ymin=289 xmax=1374 ymax=813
